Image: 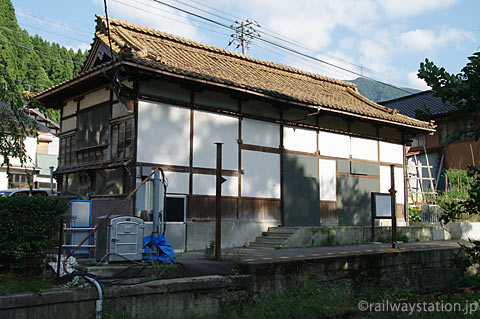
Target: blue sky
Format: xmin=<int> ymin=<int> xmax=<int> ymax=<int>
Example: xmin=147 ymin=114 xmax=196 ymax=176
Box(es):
xmin=11 ymin=0 xmax=480 ymax=90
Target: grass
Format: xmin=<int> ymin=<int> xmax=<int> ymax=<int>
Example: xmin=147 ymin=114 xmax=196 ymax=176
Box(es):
xmin=0 ymin=273 xmax=53 ymax=295
xmin=220 ymin=276 xmax=480 ymax=319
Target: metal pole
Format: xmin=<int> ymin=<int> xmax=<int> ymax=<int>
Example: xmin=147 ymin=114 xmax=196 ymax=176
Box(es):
xmin=49 ymin=166 xmax=54 ymax=192
xmin=241 ymin=21 xmax=246 ymax=55
xmin=390 ymin=165 xmax=397 ymax=249
xmin=215 ymin=143 xmax=224 ymax=261
xmin=56 ymin=220 xmax=64 ymax=278
xmin=152 ymin=170 xmax=160 ymax=237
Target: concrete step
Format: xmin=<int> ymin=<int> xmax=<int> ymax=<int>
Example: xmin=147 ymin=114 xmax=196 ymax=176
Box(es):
xmin=267 ymin=227 xmax=299 ymax=233
xmin=255 ymin=236 xmax=286 ymax=244
xmin=249 ymin=242 xmax=280 ymax=249
xmin=262 ymin=231 xmax=292 ymax=238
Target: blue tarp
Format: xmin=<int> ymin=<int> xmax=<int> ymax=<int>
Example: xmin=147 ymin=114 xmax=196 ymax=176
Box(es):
xmin=142 ymin=234 xmax=176 ymax=263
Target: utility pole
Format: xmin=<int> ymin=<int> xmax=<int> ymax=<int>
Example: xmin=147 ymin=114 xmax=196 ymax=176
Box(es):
xmin=228 ymin=19 xmax=260 ymax=55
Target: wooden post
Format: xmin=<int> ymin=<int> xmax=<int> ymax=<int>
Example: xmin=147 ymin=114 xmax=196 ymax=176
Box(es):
xmin=215 ymin=143 xmax=225 ymax=261
xmin=390 ymin=165 xmax=397 ymax=249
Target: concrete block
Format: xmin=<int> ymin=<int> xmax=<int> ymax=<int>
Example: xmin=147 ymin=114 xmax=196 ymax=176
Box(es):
xmin=186 ymin=220 xmax=279 ymax=251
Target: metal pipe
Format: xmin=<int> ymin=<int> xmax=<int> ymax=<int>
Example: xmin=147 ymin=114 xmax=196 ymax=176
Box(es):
xmin=215 ymin=143 xmax=224 ymax=261
xmin=390 ymin=165 xmax=397 ymax=249
xmin=83 ymin=275 xmax=103 ymax=319
xmin=49 ymin=166 xmax=54 ymax=192
xmin=152 ymin=170 xmax=160 ymax=237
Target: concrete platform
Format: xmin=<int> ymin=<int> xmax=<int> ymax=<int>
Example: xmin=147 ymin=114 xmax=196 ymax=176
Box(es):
xmin=78 ymin=240 xmax=467 ymax=279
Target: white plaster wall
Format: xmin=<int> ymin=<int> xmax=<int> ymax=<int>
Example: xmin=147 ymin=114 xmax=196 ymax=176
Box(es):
xmin=283 ymin=126 xmax=317 ymax=153
xmin=242 ymin=101 xmax=280 ymax=119
xmin=61 ymin=117 xmax=76 ymax=133
xmin=140 ymin=80 xmax=190 ymax=103
xmin=379 ymin=141 xmax=403 ymax=164
xmin=192 ymin=174 xmax=238 ymax=196
xmin=63 ymin=100 xmax=76 ymax=117
xmin=164 ymin=171 xmax=189 ymax=194
xmin=48 ymin=137 xmax=59 ymax=156
xmin=380 ymin=165 xmax=404 ymax=204
xmin=319 ymin=159 xmax=336 ymax=201
xmin=79 ymin=88 xmax=109 ymax=110
xmin=0 ymin=171 xmax=8 ymax=190
xmin=137 ymin=101 xmax=190 ymax=166
xmin=242 ymin=118 xmax=280 ymax=148
xmin=241 ymin=150 xmax=280 ymax=198
xmin=8 ymin=136 xmax=36 ymax=168
xmin=318 ymin=131 xmax=350 ymax=158
xmin=350 ymin=137 xmax=378 ymax=161
xmin=195 ymin=90 xmax=238 ymax=111
xmin=193 ymin=110 xmax=237 ymax=170
xmin=112 ymin=102 xmax=131 ymax=119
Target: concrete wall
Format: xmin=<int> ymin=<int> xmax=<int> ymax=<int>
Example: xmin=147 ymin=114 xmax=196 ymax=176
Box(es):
xmin=186 ymin=220 xmax=279 ymax=250
xmin=449 ymin=222 xmax=480 ymax=240
xmin=248 ymin=247 xmax=466 ymax=294
xmin=282 ymin=225 xmax=455 ymax=248
xmin=0 ymin=247 xmax=469 ymax=318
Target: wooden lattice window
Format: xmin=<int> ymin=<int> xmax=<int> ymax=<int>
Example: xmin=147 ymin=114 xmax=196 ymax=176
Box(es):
xmin=111 ymin=120 xmax=133 ymax=160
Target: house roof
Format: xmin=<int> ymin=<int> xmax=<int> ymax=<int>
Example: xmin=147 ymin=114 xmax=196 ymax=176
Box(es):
xmin=0 ymin=102 xmax=57 ymax=133
xmin=35 ymin=16 xmax=434 ymax=132
xmin=380 ymin=90 xmax=456 ymax=119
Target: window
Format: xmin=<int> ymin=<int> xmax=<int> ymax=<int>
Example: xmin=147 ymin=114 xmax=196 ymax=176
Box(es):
xmin=60 ymin=135 xmax=76 ymax=168
xmin=76 ymin=104 xmax=110 ymax=149
xmin=111 ymin=120 xmax=133 ymax=160
xmin=9 ymin=174 xmax=29 ymax=189
xmin=411 ymin=135 xmax=426 ymax=148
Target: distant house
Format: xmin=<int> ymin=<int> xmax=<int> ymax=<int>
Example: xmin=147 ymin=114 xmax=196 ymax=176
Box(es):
xmin=34 ymin=16 xmax=433 ymax=250
xmin=0 ymin=103 xmax=59 ymax=190
xmin=381 ymin=91 xmax=480 ymax=198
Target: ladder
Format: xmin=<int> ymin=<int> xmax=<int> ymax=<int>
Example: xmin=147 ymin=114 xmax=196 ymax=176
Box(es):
xmin=406 ymin=146 xmax=444 ymax=223
xmin=407 ymin=146 xmax=437 ymax=213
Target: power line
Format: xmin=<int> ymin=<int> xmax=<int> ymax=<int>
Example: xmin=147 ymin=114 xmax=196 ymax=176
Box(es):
xmin=170 ymin=0 xmax=235 ymax=23
xmin=179 ymin=0 xmax=243 ymax=21
xmin=165 ymin=0 xmax=415 ymax=88
xmin=111 ymin=0 xmax=231 ymax=37
xmin=0 ymin=25 xmax=90 ymax=45
xmin=15 ymin=8 xmax=91 ymax=36
xmin=143 ymin=0 xmax=418 ymax=96
xmin=0 ymin=66 xmax=50 ymax=89
xmin=0 ymin=39 xmax=83 ymax=65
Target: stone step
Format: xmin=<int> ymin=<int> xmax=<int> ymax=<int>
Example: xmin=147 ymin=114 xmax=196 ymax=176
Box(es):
xmin=255 ymin=236 xmax=286 ymax=244
xmin=249 ymin=242 xmax=280 ymax=249
xmin=267 ymin=227 xmax=299 ymax=233
xmin=262 ymin=231 xmax=292 ymax=238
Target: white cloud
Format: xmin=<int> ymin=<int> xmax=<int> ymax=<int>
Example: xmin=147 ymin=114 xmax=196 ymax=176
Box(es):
xmin=407 ymin=71 xmax=430 ymax=90
xmin=378 ymin=0 xmax=459 ymax=19
xmin=400 ymin=28 xmax=475 ymax=52
xmin=65 ymin=43 xmax=91 ymax=52
xmin=93 ymin=0 xmax=204 ymax=42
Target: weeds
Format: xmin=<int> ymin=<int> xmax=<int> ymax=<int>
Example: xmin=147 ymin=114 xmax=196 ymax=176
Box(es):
xmin=204 ymin=240 xmax=216 ymax=259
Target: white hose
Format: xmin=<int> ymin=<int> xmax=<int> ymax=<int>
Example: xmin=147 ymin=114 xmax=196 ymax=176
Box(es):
xmin=83 ymin=275 xmax=103 ymax=319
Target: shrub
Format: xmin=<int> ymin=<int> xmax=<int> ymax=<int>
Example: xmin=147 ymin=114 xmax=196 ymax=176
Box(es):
xmin=0 ymin=196 xmax=69 ymax=275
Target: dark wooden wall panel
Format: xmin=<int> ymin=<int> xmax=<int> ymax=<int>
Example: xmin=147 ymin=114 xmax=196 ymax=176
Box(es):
xmin=188 ymin=196 xmax=237 ymax=220
xmin=91 ymin=198 xmax=134 ymax=224
xmin=239 ymin=198 xmax=281 ymax=221
xmin=320 ymin=201 xmax=337 ymax=225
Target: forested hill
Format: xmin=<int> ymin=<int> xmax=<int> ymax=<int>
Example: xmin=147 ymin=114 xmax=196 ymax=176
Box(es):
xmin=0 ymin=0 xmax=87 ymax=94
xmin=349 ymin=77 xmax=420 ymax=103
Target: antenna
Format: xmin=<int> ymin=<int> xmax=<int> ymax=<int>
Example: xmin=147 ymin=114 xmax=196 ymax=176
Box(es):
xmin=228 ymin=19 xmax=260 ymax=55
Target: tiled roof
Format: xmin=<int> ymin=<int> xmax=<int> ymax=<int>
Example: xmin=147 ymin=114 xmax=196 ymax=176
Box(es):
xmin=36 ymin=16 xmax=434 ymax=131
xmin=380 ymin=91 xmax=456 ymax=118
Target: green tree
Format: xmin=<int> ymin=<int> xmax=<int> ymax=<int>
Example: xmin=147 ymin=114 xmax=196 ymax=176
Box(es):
xmin=418 ymin=51 xmax=480 ymax=141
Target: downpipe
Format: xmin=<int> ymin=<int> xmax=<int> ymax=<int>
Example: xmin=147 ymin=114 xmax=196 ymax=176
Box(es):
xmin=83 ymin=275 xmax=103 ymax=319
